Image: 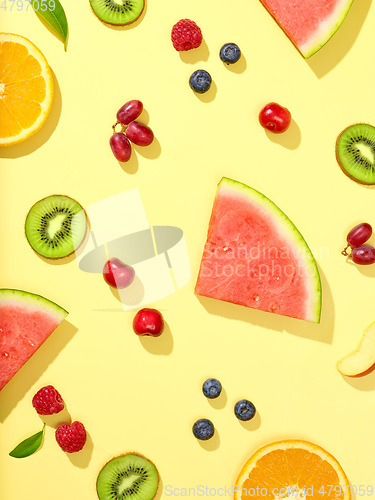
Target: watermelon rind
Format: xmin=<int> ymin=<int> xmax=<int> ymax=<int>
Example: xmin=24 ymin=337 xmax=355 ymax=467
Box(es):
xmin=0 ymin=289 xmax=68 ymax=390
xmin=202 ymin=178 xmax=322 ymax=323
xmin=259 ymin=0 xmax=354 ymax=59
xmin=0 ymin=289 xmax=68 ymax=319
xmin=301 ymin=0 xmax=354 ymax=58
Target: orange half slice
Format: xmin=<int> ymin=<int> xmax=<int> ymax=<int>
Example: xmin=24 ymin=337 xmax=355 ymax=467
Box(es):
xmin=235 ymin=440 xmax=351 ymax=500
xmin=0 ymin=33 xmax=53 ymax=146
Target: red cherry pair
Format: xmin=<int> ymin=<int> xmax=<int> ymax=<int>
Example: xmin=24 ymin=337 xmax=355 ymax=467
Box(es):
xmin=110 ymin=100 xmax=154 ymax=162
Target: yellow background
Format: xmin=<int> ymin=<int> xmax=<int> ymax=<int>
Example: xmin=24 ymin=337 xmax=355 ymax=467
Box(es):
xmin=1 ymin=0 xmax=375 ymax=498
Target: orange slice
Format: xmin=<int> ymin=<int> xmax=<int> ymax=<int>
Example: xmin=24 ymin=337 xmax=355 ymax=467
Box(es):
xmin=0 ymin=33 xmax=53 ymax=146
xmin=235 ymin=440 xmax=351 ymax=500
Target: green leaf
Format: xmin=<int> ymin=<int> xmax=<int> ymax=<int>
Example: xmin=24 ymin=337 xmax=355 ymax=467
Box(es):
xmin=9 ymin=425 xmax=45 ymax=458
xmin=33 ymin=0 xmax=69 ymax=51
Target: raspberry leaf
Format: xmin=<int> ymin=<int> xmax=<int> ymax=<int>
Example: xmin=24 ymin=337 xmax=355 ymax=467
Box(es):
xmin=32 ymin=0 xmax=69 ymax=51
xmin=9 ymin=425 xmax=45 ymax=458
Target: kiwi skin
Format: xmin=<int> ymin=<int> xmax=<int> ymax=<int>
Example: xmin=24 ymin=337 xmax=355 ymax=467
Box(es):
xmin=335 ymin=123 xmax=375 ymax=185
xmin=96 ymin=452 xmax=160 ymax=500
xmin=89 ymin=0 xmax=145 ymax=27
xmin=25 ymin=194 xmax=89 ymax=260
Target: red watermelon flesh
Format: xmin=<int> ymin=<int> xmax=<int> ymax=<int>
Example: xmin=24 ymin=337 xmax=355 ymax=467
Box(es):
xmin=195 ymin=178 xmax=321 ymax=322
xmin=0 ymin=289 xmax=68 ymax=391
xmin=259 ymin=0 xmax=354 ymax=58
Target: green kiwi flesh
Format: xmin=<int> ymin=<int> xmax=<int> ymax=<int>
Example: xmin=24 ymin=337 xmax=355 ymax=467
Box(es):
xmin=96 ymin=453 xmax=159 ymax=500
xmin=336 ymin=123 xmax=375 ymax=184
xmin=90 ymin=0 xmax=144 ymax=26
xmin=25 ymin=195 xmax=88 ymax=259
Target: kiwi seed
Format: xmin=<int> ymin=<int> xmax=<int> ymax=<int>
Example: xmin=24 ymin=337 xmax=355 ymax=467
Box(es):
xmin=336 ymin=123 xmax=375 ymax=184
xmin=96 ymin=453 xmax=159 ymax=500
xmin=89 ymin=0 xmax=145 ymax=26
xmin=25 ymin=195 xmax=88 ymax=259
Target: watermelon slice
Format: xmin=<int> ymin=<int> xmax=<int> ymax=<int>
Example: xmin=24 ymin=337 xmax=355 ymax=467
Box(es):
xmin=259 ymin=0 xmax=354 ymax=58
xmin=195 ymin=178 xmax=321 ymax=323
xmin=0 ymin=289 xmax=68 ymax=391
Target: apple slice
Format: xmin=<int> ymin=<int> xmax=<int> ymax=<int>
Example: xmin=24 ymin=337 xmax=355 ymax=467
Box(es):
xmin=337 ymin=321 xmax=375 ymax=376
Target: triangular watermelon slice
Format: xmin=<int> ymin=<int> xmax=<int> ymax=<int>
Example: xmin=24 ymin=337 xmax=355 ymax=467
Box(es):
xmin=0 ymin=289 xmax=68 ymax=391
xmin=259 ymin=0 xmax=354 ymax=58
xmin=195 ymin=178 xmax=321 ymax=322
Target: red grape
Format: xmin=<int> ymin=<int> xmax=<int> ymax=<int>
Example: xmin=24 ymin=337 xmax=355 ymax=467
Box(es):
xmin=125 ymin=121 xmax=154 ymax=147
xmin=351 ymin=245 xmax=375 ymax=265
xmin=109 ymin=133 xmax=132 ymax=162
xmin=116 ymin=100 xmax=143 ymax=125
xmin=259 ymin=102 xmax=291 ymax=134
xmin=347 ymin=223 xmax=372 ymax=248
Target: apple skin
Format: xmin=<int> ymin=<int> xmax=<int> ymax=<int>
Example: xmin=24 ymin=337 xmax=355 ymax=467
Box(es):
xmin=133 ymin=308 xmax=164 ymax=337
xmin=337 ymin=321 xmax=375 ymax=377
xmin=103 ymin=258 xmax=135 ymax=289
xmin=258 ymin=102 xmax=291 ymax=134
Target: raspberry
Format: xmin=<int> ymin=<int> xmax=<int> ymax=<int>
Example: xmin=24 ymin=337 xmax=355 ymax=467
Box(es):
xmin=32 ymin=385 xmax=64 ymax=415
xmin=55 ymin=421 xmax=87 ymax=453
xmin=171 ymin=19 xmax=203 ymax=51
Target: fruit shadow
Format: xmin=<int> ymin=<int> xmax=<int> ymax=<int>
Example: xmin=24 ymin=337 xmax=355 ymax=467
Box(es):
xmin=345 ymin=257 xmax=375 ymax=278
xmin=238 ymin=411 xmax=261 ymax=431
xmin=264 ymin=119 xmax=301 ymax=150
xmin=0 ymin=321 xmax=78 ymax=423
xmin=39 ymin=406 xmax=72 ymax=429
xmin=340 ymin=369 xmax=375 ymax=392
xmin=133 ymin=137 xmax=161 ymax=160
xmin=100 ymin=0 xmax=148 ymax=31
xmin=0 ymin=70 xmax=62 ymax=159
xmin=66 ymin=431 xmax=94 ymax=468
xmin=306 ymin=0 xmax=372 ymax=78
xmin=207 ymin=387 xmax=227 ymax=410
xmin=193 ymin=80 xmax=217 ymax=104
xmin=138 ymin=321 xmax=174 ymax=355
xmin=179 ymin=40 xmax=210 ymax=63
xmin=221 ymin=53 xmax=247 ymax=75
xmin=196 ymin=265 xmax=335 ymax=344
xmin=117 ymin=152 xmax=139 ymax=174
xmin=154 ymin=477 xmax=164 ymax=500
xmin=197 ymin=428 xmax=220 ymax=451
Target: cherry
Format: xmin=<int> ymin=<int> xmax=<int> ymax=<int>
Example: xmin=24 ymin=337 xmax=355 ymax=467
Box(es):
xmin=103 ymin=258 xmax=135 ymax=289
xmin=133 ymin=308 xmax=164 ymax=337
xmin=109 ymin=133 xmax=132 ymax=162
xmin=117 ymin=100 xmax=143 ymax=125
xmin=259 ymin=102 xmax=291 ymax=134
xmin=125 ymin=121 xmax=154 ymax=147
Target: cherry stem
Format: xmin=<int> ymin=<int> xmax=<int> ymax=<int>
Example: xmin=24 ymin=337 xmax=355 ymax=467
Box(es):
xmin=341 ymin=245 xmax=350 ymax=256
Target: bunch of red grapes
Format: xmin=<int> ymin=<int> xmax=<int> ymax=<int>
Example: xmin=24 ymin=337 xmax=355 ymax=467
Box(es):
xmin=110 ymin=100 xmax=154 ymax=162
xmin=342 ymin=223 xmax=375 ymax=264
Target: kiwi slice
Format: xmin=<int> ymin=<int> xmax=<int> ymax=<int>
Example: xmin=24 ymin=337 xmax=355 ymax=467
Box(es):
xmin=90 ymin=0 xmax=144 ymax=26
xmin=96 ymin=453 xmax=159 ymax=500
xmin=25 ymin=195 xmax=88 ymax=259
xmin=336 ymin=123 xmax=375 ymax=184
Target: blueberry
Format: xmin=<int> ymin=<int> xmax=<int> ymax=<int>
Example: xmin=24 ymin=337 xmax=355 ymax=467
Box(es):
xmin=220 ymin=43 xmax=241 ymax=64
xmin=234 ymin=399 xmax=256 ymax=421
xmin=189 ymin=70 xmax=212 ymax=94
xmin=202 ymin=378 xmax=222 ymax=399
xmin=192 ymin=419 xmax=215 ymax=440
